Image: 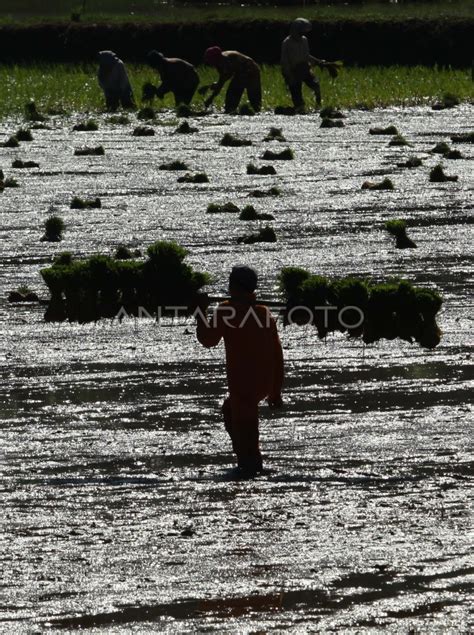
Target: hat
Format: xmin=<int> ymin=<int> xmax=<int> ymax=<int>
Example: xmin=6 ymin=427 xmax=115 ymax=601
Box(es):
xmin=290 ymin=18 xmax=312 ymax=36
xmin=229 ymin=265 xmax=258 ymax=292
xmin=204 ymin=46 xmax=223 ymax=66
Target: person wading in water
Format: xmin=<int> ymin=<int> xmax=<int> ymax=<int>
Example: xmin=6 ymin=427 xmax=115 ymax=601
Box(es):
xmin=194 ymin=266 xmax=284 ymax=477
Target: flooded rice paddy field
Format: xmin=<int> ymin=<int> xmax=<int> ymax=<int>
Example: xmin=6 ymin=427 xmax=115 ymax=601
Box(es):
xmin=1 ymin=105 xmax=473 ymax=631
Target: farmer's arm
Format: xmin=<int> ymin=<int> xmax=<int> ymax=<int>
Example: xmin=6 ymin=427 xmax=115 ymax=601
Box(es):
xmin=195 ymin=296 xmax=224 ymax=348
xmin=204 ymin=65 xmax=232 ymax=106
xmin=268 ymin=313 xmax=284 ymax=407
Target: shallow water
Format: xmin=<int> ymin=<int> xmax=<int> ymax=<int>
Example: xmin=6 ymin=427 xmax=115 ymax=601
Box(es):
xmin=1 ymin=106 xmax=473 ymax=631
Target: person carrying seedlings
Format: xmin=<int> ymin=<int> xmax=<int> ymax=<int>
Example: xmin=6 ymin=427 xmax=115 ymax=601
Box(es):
xmin=145 ymin=50 xmax=199 ymax=106
xmin=201 ymin=47 xmax=262 ymax=113
xmin=281 ymin=18 xmax=338 ymax=111
xmin=194 ymin=266 xmax=284 ymax=477
xmin=97 ymin=51 xmax=135 ymax=111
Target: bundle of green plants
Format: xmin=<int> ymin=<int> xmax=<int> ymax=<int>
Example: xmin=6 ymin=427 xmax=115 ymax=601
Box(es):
xmin=238 ymin=103 xmax=255 ymax=116
xmin=24 ymin=101 xmax=47 ymax=123
xmin=320 ymin=118 xmax=344 ymax=129
xmin=16 ymin=128 xmax=33 ymax=142
xmin=114 ymin=245 xmax=133 ymax=260
xmin=41 ymin=215 xmax=64 ymax=242
xmin=2 ymin=136 xmax=19 ymax=148
xmin=137 ymin=107 xmax=156 ymax=120
xmin=249 ymin=187 xmax=281 ymax=198
xmin=40 ymin=241 xmax=210 ymax=323
xmin=430 ymin=141 xmax=451 ymax=155
xmin=108 ymin=115 xmax=130 ymax=125
xmin=12 ymin=159 xmax=40 ymax=169
xmin=432 ymin=92 xmax=460 ymax=111
xmin=396 ymin=157 xmax=422 ymax=168
xmin=159 ymin=160 xmax=188 ymax=171
xmin=320 ymin=106 xmax=345 ymax=119
xmin=369 ymin=125 xmax=398 ymax=135
xmin=206 ymin=202 xmax=239 ymax=214
xmin=274 ymin=106 xmax=296 ymax=116
xmin=70 ymin=197 xmax=101 ymax=210
xmin=389 ymin=134 xmax=411 ymax=147
xmin=279 ymin=268 xmax=442 ymax=348
xmin=247 ymin=164 xmax=277 ymax=175
xmin=451 ymin=132 xmax=474 ymax=143
xmin=175 ymin=121 xmax=198 ymax=134
xmin=362 ymin=178 xmax=394 ymax=191
xmin=385 ymin=219 xmax=417 ymax=249
xmin=8 ymin=286 xmax=39 ymax=303
xmin=30 ymin=124 xmax=50 ymax=130
xmin=73 ymin=120 xmax=99 ymax=132
xmin=1 ymin=177 xmax=19 ymax=188
xmin=261 ymin=148 xmax=294 ymax=160
xmin=429 ymin=164 xmax=458 ymax=183
xmin=177 ymin=173 xmax=209 ymax=184
xmin=239 ymin=205 xmax=275 ymax=221
xmin=264 ymin=128 xmax=286 ymax=142
xmin=176 ymin=104 xmax=193 ymax=118
xmin=74 ymin=146 xmax=105 ymax=156
xmin=237 ymin=225 xmax=277 ymax=244
xmin=133 ymin=126 xmax=155 ymax=137
xmin=220 ymin=133 xmax=252 ymax=147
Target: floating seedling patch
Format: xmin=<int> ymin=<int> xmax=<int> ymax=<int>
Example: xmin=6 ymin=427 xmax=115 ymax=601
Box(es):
xmin=247 ymin=164 xmax=277 ymax=175
xmin=108 ymin=114 xmax=131 ymax=125
xmin=8 ymin=287 xmax=39 ymax=303
xmin=114 ymin=245 xmax=140 ymax=260
xmin=133 ymin=126 xmax=155 ymax=137
xmin=207 ymin=202 xmax=239 ymax=214
xmin=12 ymin=159 xmax=40 ymax=169
xmin=175 ymin=121 xmax=198 ymax=134
xmin=385 ymin=219 xmax=417 ymax=249
xmin=2 ymin=177 xmax=19 ymax=188
xmin=176 ymin=104 xmax=193 ymax=118
xmin=238 ymin=225 xmax=277 ymax=244
xmin=320 ymin=106 xmax=345 ymax=119
xmin=239 ymin=205 xmax=275 ymax=221
xmin=220 ymin=133 xmax=252 ymax=147
xmin=16 ymin=128 xmax=33 ymax=142
xmin=429 ymin=165 xmax=458 ymax=182
xmin=70 ymin=197 xmax=102 ymax=209
xmin=177 ymin=173 xmax=209 ymax=184
xmin=430 ymin=142 xmax=451 ymax=155
xmin=445 ymin=149 xmax=463 ymax=159
xmin=159 ymin=160 xmax=188 ymax=171
xmin=2 ymin=136 xmax=19 ymax=148
xmin=320 ymin=118 xmax=344 ymax=128
xmin=40 ymin=241 xmax=210 ymax=323
xmin=137 ymin=107 xmax=156 ymax=120
xmin=397 ymin=157 xmax=422 ymax=168
xmin=451 ymin=132 xmax=474 ymax=143
xmin=261 ymin=148 xmax=294 ymax=160
xmin=41 ymin=215 xmax=64 ymax=242
xmin=73 ymin=120 xmax=99 ymax=132
xmin=248 ymin=187 xmax=281 ymax=198
xmin=264 ymin=127 xmax=286 ymax=142
xmin=389 ymin=134 xmax=411 ymax=147
xmin=369 ymin=125 xmax=399 ymax=135
xmin=432 ymin=93 xmax=460 ymax=110
xmin=74 ymin=146 xmax=105 ymax=156
xmin=279 ymin=268 xmax=442 ymax=348
xmin=25 ymin=100 xmax=47 ymax=122
xmin=362 ymin=178 xmax=394 ymax=191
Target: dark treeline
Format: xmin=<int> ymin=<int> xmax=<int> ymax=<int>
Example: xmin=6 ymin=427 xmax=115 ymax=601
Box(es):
xmin=0 ymin=19 xmax=471 ymax=67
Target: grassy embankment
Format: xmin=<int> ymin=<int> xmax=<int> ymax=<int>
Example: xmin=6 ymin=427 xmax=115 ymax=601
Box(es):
xmin=1 ymin=0 xmax=473 ymax=25
xmin=0 ymin=65 xmax=472 ymax=120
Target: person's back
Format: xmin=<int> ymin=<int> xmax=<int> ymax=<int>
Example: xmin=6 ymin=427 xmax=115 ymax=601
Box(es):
xmin=97 ymin=50 xmax=134 ymax=110
xmin=147 ymin=50 xmax=199 ymax=105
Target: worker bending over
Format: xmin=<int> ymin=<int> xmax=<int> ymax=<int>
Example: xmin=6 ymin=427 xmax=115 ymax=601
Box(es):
xmin=97 ymin=51 xmax=135 ymax=111
xmin=145 ymin=50 xmax=199 ymax=106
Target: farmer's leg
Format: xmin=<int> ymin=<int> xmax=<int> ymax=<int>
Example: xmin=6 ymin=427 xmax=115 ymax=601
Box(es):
xmin=225 ymin=76 xmax=245 ymax=113
xmin=228 ymin=395 xmax=262 ymax=474
xmin=246 ymin=74 xmax=262 ymax=112
xmin=288 ymin=80 xmax=304 ymax=110
xmin=302 ymin=68 xmax=321 ymax=106
xmin=104 ymin=90 xmax=120 ymax=111
xmin=222 ymin=397 xmax=237 ymax=453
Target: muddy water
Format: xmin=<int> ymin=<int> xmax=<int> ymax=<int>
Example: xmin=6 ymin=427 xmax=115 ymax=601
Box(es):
xmin=1 ymin=106 xmax=473 ymax=631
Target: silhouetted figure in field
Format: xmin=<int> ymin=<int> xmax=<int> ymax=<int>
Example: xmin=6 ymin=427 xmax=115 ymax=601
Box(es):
xmin=145 ymin=50 xmax=199 ymax=106
xmin=97 ymin=51 xmax=135 ymax=111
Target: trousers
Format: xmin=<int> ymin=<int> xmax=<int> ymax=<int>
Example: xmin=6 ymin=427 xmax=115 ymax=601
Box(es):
xmin=225 ymin=74 xmax=262 ymax=113
xmin=222 ymin=395 xmax=263 ymax=472
xmin=287 ymin=63 xmax=321 ymax=109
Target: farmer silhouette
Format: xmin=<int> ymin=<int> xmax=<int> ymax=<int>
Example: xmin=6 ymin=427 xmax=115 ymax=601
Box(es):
xmin=195 ymin=266 xmax=284 ymax=477
xmin=97 ymin=51 xmax=135 ymax=111
xmin=145 ymin=50 xmax=199 ymax=106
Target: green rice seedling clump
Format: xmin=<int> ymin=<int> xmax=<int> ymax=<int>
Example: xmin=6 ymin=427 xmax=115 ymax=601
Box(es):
xmin=12 ymin=159 xmax=39 ymax=168
xmin=175 ymin=121 xmax=198 ymax=134
xmin=137 ymin=107 xmax=155 ymax=120
xmin=16 ymin=128 xmax=33 ymax=141
xmin=445 ymin=149 xmax=463 ymax=159
xmin=70 ymin=196 xmax=101 ymax=209
xmin=114 ymin=245 xmax=133 ymax=260
xmin=177 ymin=173 xmax=209 ymax=183
xmin=362 ymin=178 xmax=394 ymax=190
xmin=264 ymin=127 xmax=286 ymax=142
xmin=432 ymin=92 xmax=460 ymax=110
xmin=430 ymin=142 xmax=450 ymax=154
xmin=8 ymin=287 xmax=39 ymax=303
xmin=133 ymin=126 xmax=155 ymax=136
xmin=207 ymin=202 xmax=239 ymax=214
xmin=247 ymin=163 xmax=277 ymax=175
xmin=239 ymin=205 xmax=275 ymax=221
xmin=24 ymin=100 xmax=46 ymax=122
xmin=389 ymin=134 xmax=411 ymax=147
xmin=220 ymin=133 xmax=252 ymax=147
xmin=320 ymin=106 xmax=345 ymax=119
xmin=429 ymin=164 xmax=458 ymax=182
xmin=159 ymin=160 xmax=188 ymax=171
xmin=238 ymin=225 xmax=277 ymax=244
xmin=397 ymin=157 xmax=422 ymax=168
xmin=451 ymin=132 xmax=474 ymax=143
xmin=176 ymin=104 xmax=193 ymax=118
xmin=2 ymin=136 xmax=19 ymax=148
xmin=385 ymin=219 xmax=417 ymax=248
xmin=42 ymin=215 xmax=64 ymax=242
xmin=54 ymin=252 xmax=73 ymax=265
xmin=249 ymin=187 xmax=281 ymax=198
xmin=74 ymin=145 xmax=105 ymax=156
xmin=261 ymin=148 xmax=294 ymax=160
xmin=369 ymin=125 xmax=399 ymax=135
xmin=73 ymin=120 xmax=99 ymax=131
xmin=3 ymin=177 xmax=19 ymax=187
xmin=320 ymin=118 xmax=344 ymax=128
xmin=108 ymin=114 xmax=130 ymax=125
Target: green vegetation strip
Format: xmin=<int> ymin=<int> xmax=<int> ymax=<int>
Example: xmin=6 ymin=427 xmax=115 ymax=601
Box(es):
xmin=279 ymin=267 xmax=442 ymax=349
xmin=0 ymin=65 xmax=472 ymax=119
